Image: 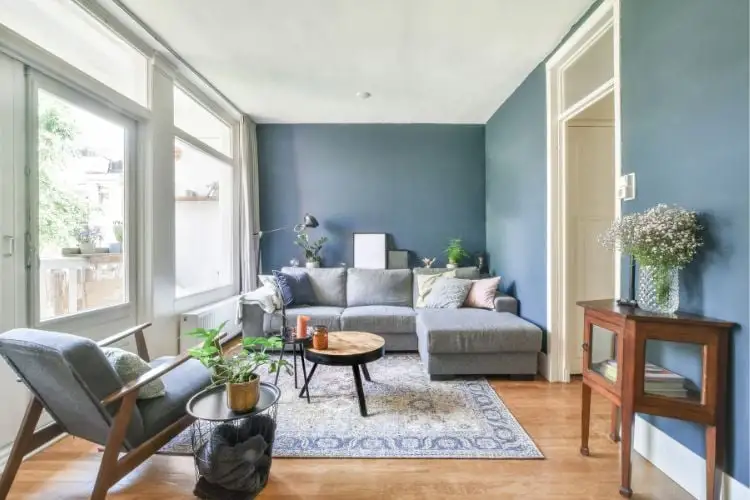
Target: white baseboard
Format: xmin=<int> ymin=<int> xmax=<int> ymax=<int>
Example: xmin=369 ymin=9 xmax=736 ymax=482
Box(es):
xmin=634 ymin=416 xmax=749 ymax=500
xmin=538 ymin=351 xmax=550 ymax=380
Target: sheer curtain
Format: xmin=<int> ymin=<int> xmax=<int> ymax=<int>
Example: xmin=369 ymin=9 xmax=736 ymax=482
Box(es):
xmin=239 ymin=115 xmax=260 ymax=292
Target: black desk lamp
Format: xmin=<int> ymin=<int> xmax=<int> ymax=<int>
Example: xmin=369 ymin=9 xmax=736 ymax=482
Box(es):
xmin=253 ymin=213 xmax=319 ymax=275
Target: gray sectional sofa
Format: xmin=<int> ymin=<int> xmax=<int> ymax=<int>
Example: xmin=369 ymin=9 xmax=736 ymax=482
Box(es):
xmin=242 ymin=267 xmax=542 ymax=378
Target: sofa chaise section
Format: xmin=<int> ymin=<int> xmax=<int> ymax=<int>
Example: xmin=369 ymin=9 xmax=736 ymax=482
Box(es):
xmin=416 ymin=308 xmax=542 ymax=378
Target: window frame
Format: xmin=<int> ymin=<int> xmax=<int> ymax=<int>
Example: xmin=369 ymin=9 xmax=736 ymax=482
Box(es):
xmin=26 ymin=70 xmax=139 ymax=331
xmin=172 ymin=79 xmax=240 ymax=305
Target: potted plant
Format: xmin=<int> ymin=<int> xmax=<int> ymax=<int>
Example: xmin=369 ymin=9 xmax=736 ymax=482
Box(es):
xmin=599 ymin=204 xmax=702 ymax=313
xmin=110 ymin=221 xmax=123 ymax=253
xmin=444 ymin=238 xmax=469 ymax=269
xmin=295 ymin=232 xmax=328 ymax=268
xmin=76 ymin=225 xmax=102 ymax=254
xmin=186 ymin=322 xmax=290 ymax=413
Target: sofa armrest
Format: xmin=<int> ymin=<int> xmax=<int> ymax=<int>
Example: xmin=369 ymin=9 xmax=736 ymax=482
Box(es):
xmin=241 ymin=302 xmax=266 ymax=338
xmin=493 ymin=294 xmax=518 ymax=315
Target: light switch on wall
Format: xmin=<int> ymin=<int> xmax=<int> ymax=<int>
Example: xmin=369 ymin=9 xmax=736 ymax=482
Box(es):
xmin=617 ymin=173 xmax=636 ymax=201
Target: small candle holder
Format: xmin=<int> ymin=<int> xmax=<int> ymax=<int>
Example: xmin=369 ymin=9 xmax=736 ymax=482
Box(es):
xmin=312 ymin=325 xmax=328 ymax=350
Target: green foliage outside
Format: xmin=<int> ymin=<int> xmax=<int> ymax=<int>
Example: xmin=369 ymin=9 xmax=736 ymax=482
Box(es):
xmin=37 ymin=99 xmax=90 ymax=251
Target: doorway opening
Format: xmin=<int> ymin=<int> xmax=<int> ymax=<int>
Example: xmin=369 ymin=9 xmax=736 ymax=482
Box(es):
xmin=545 ymin=0 xmax=621 ymax=382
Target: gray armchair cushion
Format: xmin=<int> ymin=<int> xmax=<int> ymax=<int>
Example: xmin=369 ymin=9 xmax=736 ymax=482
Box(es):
xmin=416 ymin=309 xmax=542 ymax=354
xmin=281 ymin=267 xmax=346 ymax=307
xmin=347 ymin=268 xmax=412 ymax=307
xmin=0 ymin=329 xmax=145 ymax=449
xmin=340 ymin=306 xmax=417 ymax=334
xmin=263 ymin=306 xmax=345 ymax=334
xmin=138 ymin=357 xmax=211 ymax=440
xmin=412 ymin=267 xmax=479 ymax=306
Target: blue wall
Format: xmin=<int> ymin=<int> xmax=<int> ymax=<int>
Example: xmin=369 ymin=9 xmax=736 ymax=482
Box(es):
xmin=621 ymin=0 xmax=749 ymax=485
xmin=257 ymin=124 xmax=486 ymax=271
xmin=485 ymin=0 xmax=749 ymax=485
xmin=485 ymin=67 xmax=548 ymax=342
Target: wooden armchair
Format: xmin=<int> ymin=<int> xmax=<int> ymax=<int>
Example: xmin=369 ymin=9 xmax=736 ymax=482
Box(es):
xmin=0 ymin=323 xmax=211 ymax=500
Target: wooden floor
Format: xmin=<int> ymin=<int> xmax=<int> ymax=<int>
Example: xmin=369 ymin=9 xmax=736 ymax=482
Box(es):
xmin=8 ymin=379 xmax=692 ymax=500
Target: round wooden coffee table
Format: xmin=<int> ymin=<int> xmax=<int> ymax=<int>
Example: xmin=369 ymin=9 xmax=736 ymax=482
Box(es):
xmin=299 ymin=331 xmax=385 ymax=416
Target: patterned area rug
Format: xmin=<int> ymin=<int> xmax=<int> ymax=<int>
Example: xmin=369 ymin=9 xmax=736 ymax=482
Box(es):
xmin=161 ymin=354 xmax=543 ymax=459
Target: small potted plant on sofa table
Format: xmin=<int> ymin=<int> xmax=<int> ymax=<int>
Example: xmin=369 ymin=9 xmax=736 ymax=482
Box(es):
xmin=186 ymin=322 xmax=290 ymax=413
xmin=295 ymin=232 xmax=328 ymax=269
xmin=444 ymin=238 xmax=469 ymax=269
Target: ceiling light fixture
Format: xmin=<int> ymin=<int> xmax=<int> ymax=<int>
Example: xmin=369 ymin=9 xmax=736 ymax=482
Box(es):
xmin=356 ymin=91 xmax=371 ymax=99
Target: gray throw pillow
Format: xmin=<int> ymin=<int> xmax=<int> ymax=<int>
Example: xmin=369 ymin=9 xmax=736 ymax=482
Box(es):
xmin=423 ymin=277 xmax=473 ymax=309
xmin=102 ymin=347 xmax=166 ymax=400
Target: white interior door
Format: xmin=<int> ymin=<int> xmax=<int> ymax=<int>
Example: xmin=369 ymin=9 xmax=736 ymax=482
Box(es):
xmin=566 ymin=123 xmax=616 ymax=374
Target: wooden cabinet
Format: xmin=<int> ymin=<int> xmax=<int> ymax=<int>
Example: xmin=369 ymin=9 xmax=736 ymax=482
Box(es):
xmin=577 ymin=300 xmax=733 ymax=499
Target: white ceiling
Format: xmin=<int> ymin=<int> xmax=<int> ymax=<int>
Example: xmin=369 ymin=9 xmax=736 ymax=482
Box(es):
xmin=121 ymin=0 xmax=594 ymax=124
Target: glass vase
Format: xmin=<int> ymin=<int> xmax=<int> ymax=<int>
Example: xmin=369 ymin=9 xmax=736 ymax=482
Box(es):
xmin=637 ymin=264 xmax=679 ymax=313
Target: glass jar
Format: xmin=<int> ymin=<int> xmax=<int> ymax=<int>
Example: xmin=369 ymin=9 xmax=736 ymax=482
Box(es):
xmin=637 ymin=264 xmax=679 ymax=314
xmin=312 ymin=325 xmax=328 ymax=350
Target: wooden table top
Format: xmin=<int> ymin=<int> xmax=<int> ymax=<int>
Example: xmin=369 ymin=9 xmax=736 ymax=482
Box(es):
xmin=307 ymin=331 xmax=385 ymax=356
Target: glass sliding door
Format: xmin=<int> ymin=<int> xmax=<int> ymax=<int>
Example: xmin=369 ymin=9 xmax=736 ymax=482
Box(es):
xmin=28 ymin=73 xmax=137 ymax=327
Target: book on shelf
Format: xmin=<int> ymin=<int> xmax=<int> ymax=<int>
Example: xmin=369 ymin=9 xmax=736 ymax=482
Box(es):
xmin=593 ymin=360 xmax=691 ymax=397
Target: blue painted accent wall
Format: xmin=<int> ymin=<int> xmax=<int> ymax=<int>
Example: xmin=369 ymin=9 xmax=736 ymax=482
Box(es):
xmin=485 ymin=0 xmax=749 ymax=485
xmin=257 ymin=124 xmax=486 ymax=272
xmin=485 ymin=67 xmax=548 ymax=342
xmin=621 ymin=0 xmax=749 ymax=485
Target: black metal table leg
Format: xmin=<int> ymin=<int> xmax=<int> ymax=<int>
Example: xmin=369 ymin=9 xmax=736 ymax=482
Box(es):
xmin=292 ymin=342 xmax=298 ymax=388
xmin=274 ymin=343 xmax=286 ymax=386
xmin=352 ymin=364 xmax=367 ymax=417
xmin=360 ymin=363 xmax=371 ymax=382
xmin=299 ymin=362 xmax=318 ymax=399
xmin=299 ymin=353 xmax=310 ymax=403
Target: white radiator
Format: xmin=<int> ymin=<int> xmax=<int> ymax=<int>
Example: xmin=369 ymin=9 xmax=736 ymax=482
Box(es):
xmin=179 ymin=295 xmax=242 ymax=351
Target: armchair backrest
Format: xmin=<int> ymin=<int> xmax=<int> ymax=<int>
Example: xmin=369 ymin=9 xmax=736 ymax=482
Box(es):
xmin=0 ymin=329 xmax=144 ymax=448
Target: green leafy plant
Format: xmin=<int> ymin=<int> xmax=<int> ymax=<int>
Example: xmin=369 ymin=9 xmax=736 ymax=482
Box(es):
xmin=295 ymin=232 xmax=328 ymax=263
xmin=444 ymin=238 xmax=469 ymax=264
xmin=112 ymin=221 xmax=123 ymax=243
xmin=185 ymin=321 xmax=290 ymax=386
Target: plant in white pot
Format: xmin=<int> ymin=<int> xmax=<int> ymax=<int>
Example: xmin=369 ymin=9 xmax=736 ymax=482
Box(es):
xmin=76 ymin=225 xmax=101 ymax=254
xmin=599 ymin=204 xmax=702 ymax=313
xmin=295 ymin=232 xmax=328 ymax=268
xmin=186 ymin=322 xmax=290 ymax=413
xmin=444 ymin=238 xmax=469 ymax=269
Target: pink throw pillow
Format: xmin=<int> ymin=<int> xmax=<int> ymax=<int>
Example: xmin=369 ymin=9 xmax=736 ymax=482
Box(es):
xmin=463 ymin=277 xmax=501 ymax=309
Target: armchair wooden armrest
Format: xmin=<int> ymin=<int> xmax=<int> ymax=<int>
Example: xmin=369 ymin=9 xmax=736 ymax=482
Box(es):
xmin=98 ymin=322 xmax=152 ymax=361
xmin=101 ymin=352 xmax=193 ymax=405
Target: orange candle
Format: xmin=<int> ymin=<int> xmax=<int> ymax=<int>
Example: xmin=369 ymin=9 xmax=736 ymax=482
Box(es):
xmin=296 ymin=315 xmax=310 ymax=338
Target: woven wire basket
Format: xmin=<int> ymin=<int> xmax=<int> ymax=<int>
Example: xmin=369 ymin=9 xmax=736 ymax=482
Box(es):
xmin=187 ymin=384 xmax=280 ymax=498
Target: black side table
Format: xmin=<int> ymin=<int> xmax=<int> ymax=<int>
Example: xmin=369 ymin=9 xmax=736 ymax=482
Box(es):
xmin=274 ymin=330 xmax=312 ymax=402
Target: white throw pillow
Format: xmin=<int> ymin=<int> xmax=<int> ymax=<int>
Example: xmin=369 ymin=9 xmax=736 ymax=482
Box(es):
xmin=102 ymin=347 xmax=165 ymax=400
xmin=416 ymin=270 xmax=457 ymax=307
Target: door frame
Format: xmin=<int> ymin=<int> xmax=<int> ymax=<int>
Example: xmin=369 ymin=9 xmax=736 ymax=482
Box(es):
xmin=544 ymin=0 xmax=622 ymax=383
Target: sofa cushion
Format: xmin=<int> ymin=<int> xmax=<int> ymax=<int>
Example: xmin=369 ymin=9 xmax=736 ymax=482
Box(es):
xmin=138 ymin=357 xmax=211 ymax=440
xmin=412 ymin=267 xmax=479 ymax=306
xmin=263 ymin=306 xmax=344 ymax=334
xmin=347 ymin=268 xmax=412 ymax=307
xmin=273 ymin=270 xmax=315 ymax=306
xmin=340 ymin=306 xmax=417 ymax=334
xmin=464 ymin=277 xmax=502 ymax=309
xmin=281 ymin=267 xmax=346 ymax=307
xmin=415 ymin=270 xmax=456 ymax=307
xmin=416 ymin=309 xmax=542 ymax=354
xmin=423 ymin=278 xmax=473 ymax=309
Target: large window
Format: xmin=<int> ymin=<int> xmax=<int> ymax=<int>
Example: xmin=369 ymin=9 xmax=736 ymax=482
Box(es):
xmin=33 ymin=81 xmax=134 ymax=323
xmin=174 ymin=86 xmax=232 ymax=157
xmin=0 ymin=0 xmax=148 ymax=105
xmin=174 ymin=86 xmax=235 ymax=298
